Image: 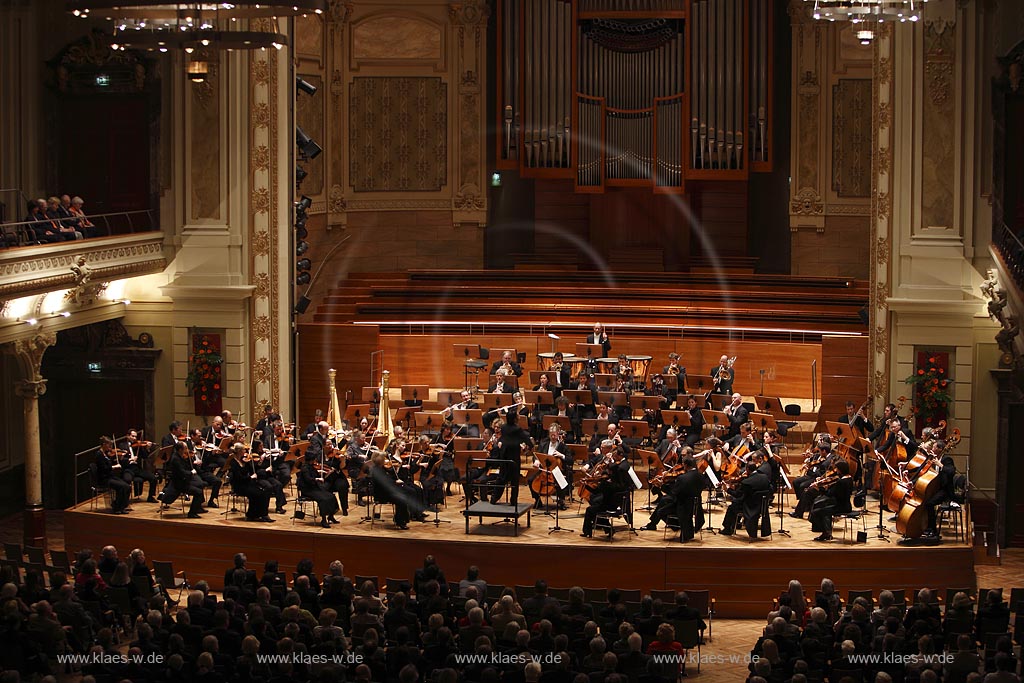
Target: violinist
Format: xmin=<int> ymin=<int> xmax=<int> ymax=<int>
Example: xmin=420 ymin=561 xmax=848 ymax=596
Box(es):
xmin=186 ymin=429 xmax=223 ymax=508
xmin=203 ymin=416 xmax=228 ymax=443
xmin=580 ymin=443 xmax=632 ymax=538
xmin=297 ymin=451 xmax=340 ymax=529
xmin=530 ymin=424 xmax=571 ymax=510
xmin=366 ymin=451 xmax=425 ymax=530
xmin=124 ymin=429 xmax=159 ymax=503
xmin=720 ymin=461 xmax=772 ymax=538
xmin=265 ymin=422 xmax=296 ymax=498
xmin=588 ymin=423 xmax=628 ymax=467
xmin=96 ymin=437 xmax=132 ymax=514
xmin=220 ymin=410 xmax=243 ymax=435
xmin=430 ymin=425 xmax=461 ymax=496
xmin=160 ymin=421 xmax=185 ymax=450
xmin=255 ymin=404 xmax=277 ymax=435
xmin=321 ymin=438 xmax=351 ymax=517
xmin=808 ymin=460 xmax=853 ymax=542
xmin=228 ymin=443 xmax=274 ymax=522
xmin=758 ymin=430 xmax=784 ymax=493
xmin=345 ymin=429 xmax=374 ymax=478
xmin=249 ymin=439 xmax=287 ymax=514
xmin=656 ymin=428 xmax=685 ymax=467
xmin=694 ymin=437 xmax=728 ymax=480
xmin=790 ymin=435 xmax=834 ymax=520
xmin=643 ymin=456 xmax=704 ymax=542
xmin=169 ymin=441 xmax=207 ymax=518
xmin=302 ymin=409 xmax=324 ymax=440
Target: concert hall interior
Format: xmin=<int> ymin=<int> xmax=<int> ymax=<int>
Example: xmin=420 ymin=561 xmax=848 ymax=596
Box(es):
xmin=1 ymin=0 xmax=1024 ymax=680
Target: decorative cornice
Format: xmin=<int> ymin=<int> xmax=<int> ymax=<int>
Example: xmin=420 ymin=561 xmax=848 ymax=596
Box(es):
xmin=345 ymin=199 xmax=453 ymax=211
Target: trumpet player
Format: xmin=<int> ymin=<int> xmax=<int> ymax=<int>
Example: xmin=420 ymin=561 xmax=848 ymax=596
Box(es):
xmin=549 ymin=351 xmax=572 ymax=394
xmin=490 ymin=350 xmax=523 ymax=377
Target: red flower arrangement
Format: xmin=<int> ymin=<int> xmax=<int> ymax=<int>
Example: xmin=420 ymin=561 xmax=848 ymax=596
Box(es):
xmin=903 ymin=353 xmax=951 ymax=429
xmin=187 ymin=333 xmax=224 ymax=415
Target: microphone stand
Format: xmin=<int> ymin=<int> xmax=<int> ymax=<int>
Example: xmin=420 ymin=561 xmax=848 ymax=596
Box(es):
xmin=873 ymin=453 xmax=894 ymax=542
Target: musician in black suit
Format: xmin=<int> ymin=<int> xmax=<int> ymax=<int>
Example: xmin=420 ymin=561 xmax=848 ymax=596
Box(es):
xmin=674 ymin=459 xmax=706 ymax=541
xmin=682 ymin=395 xmax=705 ymax=446
xmin=532 ymin=424 xmax=572 ymax=509
xmin=720 ymin=462 xmax=772 ymax=538
xmin=308 ymin=423 xmax=349 ymax=516
xmin=662 ymin=352 xmax=687 ymax=402
xmin=790 ymin=435 xmax=834 ymax=519
xmin=839 ymin=401 xmax=875 ymax=435
xmin=249 ymin=439 xmax=287 ymax=514
xmin=548 ymin=395 xmax=579 ymax=443
xmin=710 ymin=355 xmax=735 ymax=395
xmin=228 ymin=444 xmax=274 ymax=522
xmin=490 ymin=350 xmax=523 ymax=378
xmin=367 ymin=452 xmax=424 ymax=530
xmin=808 ymin=460 xmax=853 ymax=542
xmin=96 ymin=437 xmax=131 ymax=514
xmin=124 ymin=429 xmax=158 ymax=502
xmin=726 ymin=421 xmax=759 ymax=455
xmin=297 ymin=451 xmax=340 ymax=528
xmin=168 ymin=441 xmax=206 ymax=518
xmin=587 ymin=322 xmax=612 ymax=357
xmin=723 ymin=393 xmax=749 ymax=437
xmin=921 ymin=454 xmax=956 ymax=540
xmin=571 ymin=373 xmax=599 ymax=419
xmin=160 ymin=421 xmax=184 ymax=450
xmin=580 ymin=445 xmax=632 ymax=537
xmin=488 ymin=374 xmax=514 ymax=394
xmin=548 ymin=352 xmax=573 ymax=395
xmin=186 ymin=429 xmax=222 ymax=508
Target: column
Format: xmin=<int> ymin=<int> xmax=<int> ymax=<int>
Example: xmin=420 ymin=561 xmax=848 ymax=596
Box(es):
xmin=9 ymin=333 xmax=56 ymax=550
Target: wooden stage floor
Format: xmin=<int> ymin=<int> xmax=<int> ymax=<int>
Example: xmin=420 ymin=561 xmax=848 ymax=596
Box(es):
xmin=64 ymin=491 xmax=976 ymax=618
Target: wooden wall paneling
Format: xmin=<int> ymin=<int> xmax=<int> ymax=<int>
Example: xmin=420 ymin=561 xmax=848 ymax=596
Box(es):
xmin=297 ymin=323 xmax=379 ymax=424
xmin=820 ymin=334 xmax=868 ymax=421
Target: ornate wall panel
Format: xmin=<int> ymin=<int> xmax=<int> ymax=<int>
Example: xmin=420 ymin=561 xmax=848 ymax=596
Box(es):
xmin=296 ymin=73 xmax=325 ymax=196
xmin=832 ymin=78 xmax=871 ymax=198
xmin=189 ymin=54 xmax=222 ymax=221
xmin=348 ymin=76 xmax=448 ymax=192
xmin=920 ymin=21 xmax=955 ymax=231
xmin=351 ymin=15 xmax=445 ymax=64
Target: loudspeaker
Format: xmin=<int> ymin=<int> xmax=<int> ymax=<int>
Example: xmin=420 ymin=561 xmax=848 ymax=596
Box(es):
xmin=294 ymin=295 xmax=312 ymax=315
xmin=856 ymin=530 xmax=868 ymax=544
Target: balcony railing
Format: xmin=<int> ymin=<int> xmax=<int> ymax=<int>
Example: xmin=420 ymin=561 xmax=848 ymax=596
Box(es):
xmin=994 ymin=222 xmax=1024 ymax=295
xmin=1 ymin=209 xmax=158 ymax=247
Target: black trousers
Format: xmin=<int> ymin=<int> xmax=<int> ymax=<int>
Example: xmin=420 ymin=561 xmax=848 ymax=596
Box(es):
xmin=303 ymin=488 xmax=339 ymax=518
xmin=125 ymin=466 xmax=157 ymax=499
xmin=196 ymin=470 xmax=222 ymax=501
xmin=676 ymin=495 xmax=704 ymax=541
xmin=809 ymin=495 xmax=836 ymax=533
xmin=105 ymin=477 xmax=131 ymax=512
xmin=326 ymin=473 xmax=350 ymax=513
xmin=163 ymin=481 xmax=205 ymax=515
xmin=236 ymin=481 xmax=272 ymax=519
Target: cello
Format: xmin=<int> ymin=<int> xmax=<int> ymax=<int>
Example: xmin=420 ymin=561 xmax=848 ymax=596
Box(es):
xmin=896 ymin=428 xmax=960 ymax=538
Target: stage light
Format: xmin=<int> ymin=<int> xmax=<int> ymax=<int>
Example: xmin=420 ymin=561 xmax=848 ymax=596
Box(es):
xmin=295 ymin=195 xmax=312 ymax=212
xmin=296 ymin=240 xmax=309 ymax=256
xmin=296 ymin=76 xmax=317 ymax=96
xmin=296 ymin=258 xmax=311 ymax=271
xmin=296 ymin=126 xmax=322 ymax=159
xmin=296 ymin=226 xmax=308 ymax=240
xmin=296 ymin=272 xmax=311 ymax=286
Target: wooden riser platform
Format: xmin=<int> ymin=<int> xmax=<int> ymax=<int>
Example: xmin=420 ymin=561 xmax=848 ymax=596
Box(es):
xmin=65 ymin=493 xmax=975 ymax=618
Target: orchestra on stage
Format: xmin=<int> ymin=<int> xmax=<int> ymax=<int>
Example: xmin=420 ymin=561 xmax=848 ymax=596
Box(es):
xmin=88 ymin=325 xmax=962 ymax=546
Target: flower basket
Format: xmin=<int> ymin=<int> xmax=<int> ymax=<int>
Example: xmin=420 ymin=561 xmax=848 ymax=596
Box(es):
xmin=903 ymin=351 xmax=950 ymax=437
xmin=188 ymin=333 xmax=223 ymax=416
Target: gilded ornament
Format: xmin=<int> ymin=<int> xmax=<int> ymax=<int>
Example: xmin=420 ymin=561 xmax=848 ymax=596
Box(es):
xmin=254 ymin=273 xmax=271 ymax=299
xmin=252 ymin=230 xmax=271 ymax=256
xmin=252 ymin=145 xmax=270 ymax=171
xmin=252 ymin=188 xmax=271 ymax=215
xmin=253 ymin=357 xmax=272 ymax=384
xmin=252 ymin=316 xmax=272 ymax=341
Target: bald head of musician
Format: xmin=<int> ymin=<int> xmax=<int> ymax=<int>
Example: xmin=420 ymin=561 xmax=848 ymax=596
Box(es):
xmin=593 ymin=322 xmax=606 ymax=339
xmin=317 ymin=421 xmax=330 ymax=436
xmin=730 ymin=392 xmax=742 ymax=407
xmin=719 ymin=354 xmax=729 ymax=367
xmin=211 ymin=416 xmax=224 ymax=430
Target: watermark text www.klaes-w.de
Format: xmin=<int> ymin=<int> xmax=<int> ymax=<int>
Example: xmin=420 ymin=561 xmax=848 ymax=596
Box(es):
xmin=58 ymin=653 xmax=166 ymax=666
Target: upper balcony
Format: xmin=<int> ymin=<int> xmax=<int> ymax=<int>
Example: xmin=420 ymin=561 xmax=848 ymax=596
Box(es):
xmin=0 ymin=210 xmax=167 ymax=310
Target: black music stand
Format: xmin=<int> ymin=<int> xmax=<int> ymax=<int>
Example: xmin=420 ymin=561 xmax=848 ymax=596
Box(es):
xmin=637 ymin=449 xmax=661 ymax=512
xmin=874 ymin=453 xmax=894 ymax=542
xmin=619 ymin=420 xmax=650 ymax=452
xmin=414 ymin=411 xmax=443 ymax=437
xmin=394 ymin=407 xmax=421 ymax=435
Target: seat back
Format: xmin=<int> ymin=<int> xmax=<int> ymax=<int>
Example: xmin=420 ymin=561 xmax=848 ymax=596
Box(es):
xmin=649 ymin=589 xmax=676 ymax=604
xmin=354 ymin=575 xmax=379 ymax=593
xmin=24 ymin=546 xmax=46 ymax=566
xmin=847 ymin=590 xmax=874 ymax=609
xmin=583 ymin=587 xmax=608 ymax=603
xmin=945 ymin=587 xmax=975 ymax=607
xmin=673 ymin=617 xmax=703 ymax=649
xmin=614 ymin=588 xmax=642 ymax=603
xmin=49 ymin=549 xmax=71 ymax=573
xmin=686 ymin=589 xmax=711 ymax=618
xmin=485 ymin=583 xmax=506 ymax=601
xmin=152 ymin=560 xmax=180 ymax=588
xmin=3 ymin=543 xmax=22 ymax=563
xmin=107 ymin=585 xmax=134 ymax=616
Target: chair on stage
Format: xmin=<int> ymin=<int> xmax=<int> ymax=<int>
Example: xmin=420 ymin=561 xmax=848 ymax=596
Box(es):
xmin=593 ymin=491 xmax=634 ymax=542
xmin=292 ymin=494 xmax=321 ymax=526
xmin=87 ymin=463 xmax=115 ymax=512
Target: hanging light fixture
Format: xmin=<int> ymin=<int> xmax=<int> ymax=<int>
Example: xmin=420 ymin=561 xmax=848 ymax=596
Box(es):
xmin=805 ymin=0 xmax=928 ymax=44
xmin=67 ymin=1 xmax=326 ymax=51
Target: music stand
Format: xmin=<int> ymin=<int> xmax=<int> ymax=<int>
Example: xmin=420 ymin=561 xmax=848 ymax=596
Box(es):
xmin=575 ymin=343 xmax=605 ymax=360
xmin=394 ymin=406 xmax=421 ymax=434
xmin=630 ymin=395 xmax=664 ymax=419
xmin=542 ymin=415 xmax=573 ymax=433
xmin=661 ymin=410 xmax=692 ymax=430
xmin=437 ymin=391 xmax=464 ymax=409
xmin=598 ymin=391 xmax=628 ymax=410
xmin=563 ymin=390 xmax=594 ymax=407
xmin=619 ymin=420 xmax=650 ymax=451
xmin=594 ymin=374 xmax=616 ymax=389
xmin=525 ymin=390 xmax=553 ymax=407
xmin=581 ymin=418 xmax=610 ymax=439
xmin=401 ymin=385 xmax=429 ymax=404
xmin=451 ymin=409 xmax=484 ymax=433
xmin=414 ymin=411 xmax=444 ymax=436
xmin=700 ymin=409 xmax=730 ymax=437
xmin=662 ymin=375 xmax=679 ymax=392
xmin=636 ymin=449 xmax=660 ymax=512
xmin=548 ymin=457 xmax=571 ymax=535
xmin=479 ymin=393 xmax=514 ymax=410
xmin=709 ymin=394 xmax=730 ymax=410
xmin=874 ymin=453 xmax=895 ymax=542
xmin=751 ymin=412 xmax=779 ymax=433
xmin=825 ymin=421 xmax=853 ymax=443
xmin=345 ymin=404 xmax=372 ymax=424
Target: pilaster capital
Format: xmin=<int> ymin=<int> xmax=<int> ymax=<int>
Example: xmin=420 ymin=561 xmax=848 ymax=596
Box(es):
xmin=4 ymin=332 xmax=56 ymax=384
xmin=14 ymin=379 xmax=47 ymax=400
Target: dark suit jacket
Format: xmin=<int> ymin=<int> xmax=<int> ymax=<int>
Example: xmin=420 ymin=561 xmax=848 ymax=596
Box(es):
xmin=490 ymin=360 xmax=523 ymax=377
xmin=169 ymin=454 xmax=196 ymax=490
xmin=587 ymin=333 xmax=612 ymax=357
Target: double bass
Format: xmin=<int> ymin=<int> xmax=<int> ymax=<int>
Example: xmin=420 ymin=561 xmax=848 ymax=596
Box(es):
xmin=895 ymin=427 xmax=960 ymax=538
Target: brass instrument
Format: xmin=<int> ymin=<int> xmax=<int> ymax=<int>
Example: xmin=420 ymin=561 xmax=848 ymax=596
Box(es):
xmin=666 ymin=364 xmax=681 ymax=376
xmin=716 ymin=356 xmax=737 ymax=382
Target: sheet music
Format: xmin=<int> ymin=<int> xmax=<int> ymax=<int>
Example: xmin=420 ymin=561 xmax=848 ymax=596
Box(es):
xmin=780 ymin=468 xmax=793 ymax=490
xmin=552 ymin=467 xmax=568 ymax=489
xmin=627 ymin=466 xmax=643 ymax=490
xmin=706 ymin=468 xmax=721 ymax=488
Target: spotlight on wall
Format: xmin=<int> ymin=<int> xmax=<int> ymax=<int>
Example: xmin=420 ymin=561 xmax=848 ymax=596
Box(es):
xmin=295 ymin=164 xmax=308 ymax=188
xmin=186 ymin=60 xmax=209 ymax=82
xmin=295 ymin=195 xmax=312 ymax=213
xmin=296 ymin=126 xmax=322 ymax=159
xmin=296 ymin=240 xmax=309 ymax=256
xmin=296 ymin=75 xmax=317 ymax=96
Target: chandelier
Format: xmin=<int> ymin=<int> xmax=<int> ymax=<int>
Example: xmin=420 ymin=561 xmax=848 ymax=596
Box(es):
xmin=805 ymin=1 xmax=928 ymax=44
xmin=66 ymin=1 xmax=327 ymax=52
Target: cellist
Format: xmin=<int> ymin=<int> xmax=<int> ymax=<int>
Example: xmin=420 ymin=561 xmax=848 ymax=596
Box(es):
xmin=529 ymin=424 xmax=571 ymax=510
